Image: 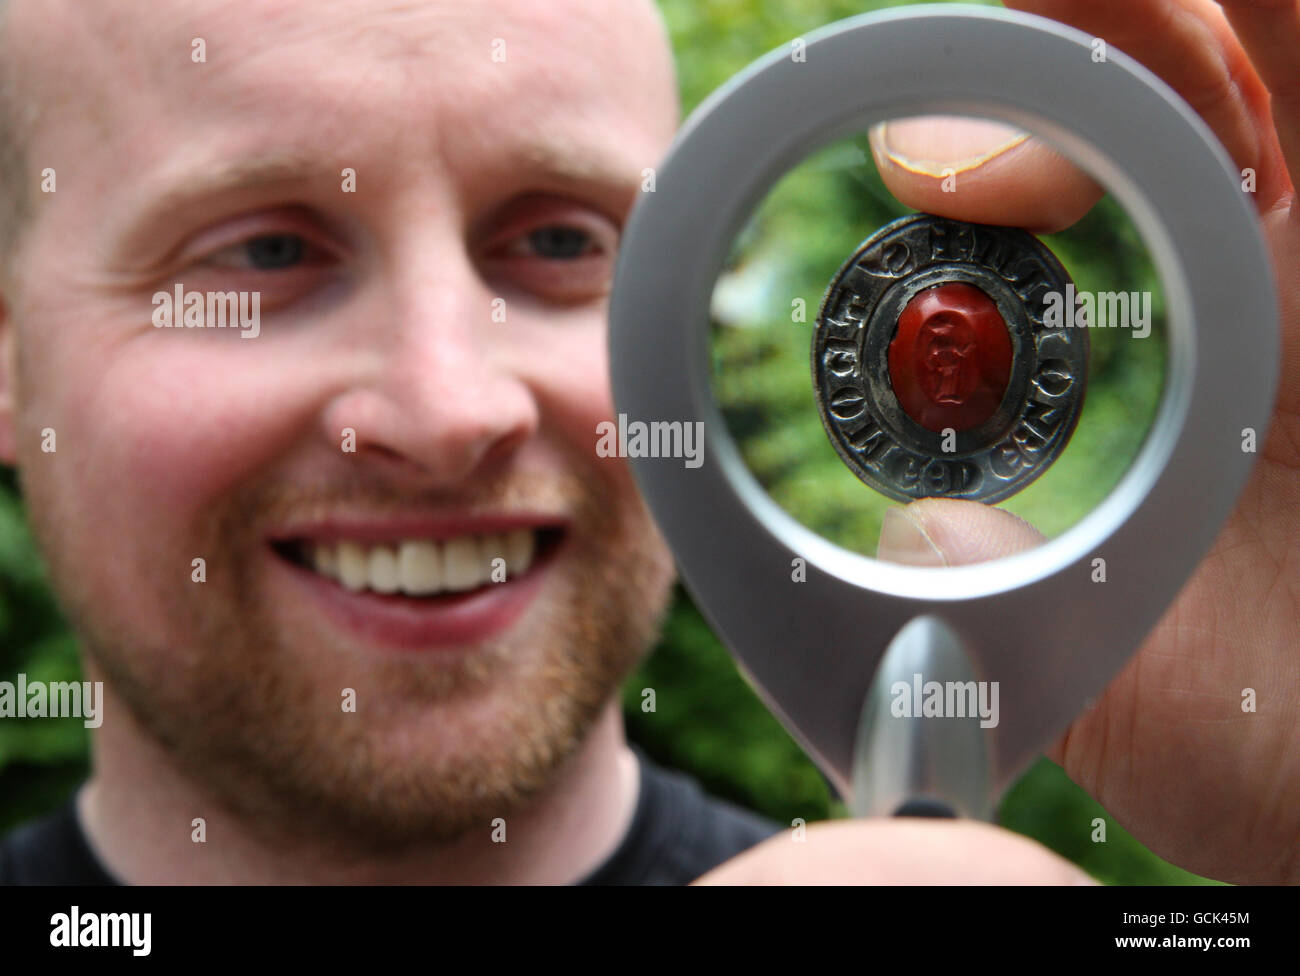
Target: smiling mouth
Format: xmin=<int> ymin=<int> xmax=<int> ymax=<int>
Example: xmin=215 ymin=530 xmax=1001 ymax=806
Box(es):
xmin=271 ymin=527 xmax=566 ymax=598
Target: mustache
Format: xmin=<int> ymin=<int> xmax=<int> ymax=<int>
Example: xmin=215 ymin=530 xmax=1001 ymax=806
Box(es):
xmin=218 ymin=465 xmax=595 ymax=534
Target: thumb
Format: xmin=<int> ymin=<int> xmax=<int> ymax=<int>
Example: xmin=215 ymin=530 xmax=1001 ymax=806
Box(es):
xmin=869 ymin=115 xmax=1103 ymax=234
xmin=876 ymin=497 xmax=1045 ymax=566
xmin=692 ymin=819 xmax=1097 ymax=885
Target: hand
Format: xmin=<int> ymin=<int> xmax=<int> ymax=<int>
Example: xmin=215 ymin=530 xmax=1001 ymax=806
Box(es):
xmin=871 ymin=0 xmax=1300 ymax=884
xmin=693 ymin=819 xmax=1095 ymax=885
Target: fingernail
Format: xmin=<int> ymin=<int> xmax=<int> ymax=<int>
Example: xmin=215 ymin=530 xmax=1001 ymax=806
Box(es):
xmin=877 ymin=508 xmax=946 ymax=567
xmin=875 ymin=117 xmax=1029 ymax=177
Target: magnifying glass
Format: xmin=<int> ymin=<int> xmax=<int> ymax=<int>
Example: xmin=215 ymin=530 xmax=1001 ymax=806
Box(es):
xmin=609 ymin=5 xmax=1276 ymax=820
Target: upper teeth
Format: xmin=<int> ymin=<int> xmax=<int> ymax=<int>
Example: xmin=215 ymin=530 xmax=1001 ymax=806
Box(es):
xmin=308 ymin=529 xmax=536 ymax=595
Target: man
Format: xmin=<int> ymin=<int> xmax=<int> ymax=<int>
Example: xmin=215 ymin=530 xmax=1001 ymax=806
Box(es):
xmin=0 ymin=0 xmax=1296 ymax=885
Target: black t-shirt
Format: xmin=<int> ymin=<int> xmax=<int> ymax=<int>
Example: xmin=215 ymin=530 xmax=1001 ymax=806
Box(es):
xmin=0 ymin=750 xmax=780 ymax=885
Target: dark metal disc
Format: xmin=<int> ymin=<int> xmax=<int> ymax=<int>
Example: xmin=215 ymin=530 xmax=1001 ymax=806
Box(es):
xmin=812 ymin=214 xmax=1088 ymax=503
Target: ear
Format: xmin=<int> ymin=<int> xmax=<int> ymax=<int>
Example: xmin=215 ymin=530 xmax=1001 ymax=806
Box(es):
xmin=0 ymin=294 xmax=17 ymax=465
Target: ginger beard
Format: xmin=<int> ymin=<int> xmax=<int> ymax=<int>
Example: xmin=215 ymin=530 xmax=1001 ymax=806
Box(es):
xmin=19 ymin=446 xmax=676 ymax=852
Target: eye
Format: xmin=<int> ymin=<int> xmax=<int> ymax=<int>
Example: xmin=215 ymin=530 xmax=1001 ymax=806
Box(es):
xmin=524 ymin=226 xmax=599 ymax=260
xmin=203 ymin=233 xmax=323 ymax=271
xmin=479 ymin=203 xmax=621 ymax=306
xmin=177 ymin=219 xmax=345 ymax=316
xmin=495 ymin=224 xmax=605 ymax=262
xmin=244 ymin=233 xmax=306 ymax=269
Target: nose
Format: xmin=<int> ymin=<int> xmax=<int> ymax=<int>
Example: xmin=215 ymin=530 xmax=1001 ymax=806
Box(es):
xmin=320 ymin=237 xmax=539 ymax=488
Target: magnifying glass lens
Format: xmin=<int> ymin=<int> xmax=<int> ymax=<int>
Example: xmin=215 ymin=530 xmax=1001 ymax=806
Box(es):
xmin=709 ymin=115 xmax=1168 ymax=565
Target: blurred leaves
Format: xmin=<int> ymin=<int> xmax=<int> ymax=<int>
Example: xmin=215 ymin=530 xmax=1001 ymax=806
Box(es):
xmin=0 ymin=467 xmax=89 ymax=830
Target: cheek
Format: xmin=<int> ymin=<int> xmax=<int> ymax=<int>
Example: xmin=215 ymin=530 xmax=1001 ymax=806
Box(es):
xmin=514 ymin=315 xmax=640 ymax=492
xmin=97 ymin=351 xmax=283 ymax=496
xmin=17 ymin=320 xmax=330 ymax=643
xmin=23 ymin=316 xmax=318 ymax=549
xmin=106 ymin=353 xmax=298 ymax=511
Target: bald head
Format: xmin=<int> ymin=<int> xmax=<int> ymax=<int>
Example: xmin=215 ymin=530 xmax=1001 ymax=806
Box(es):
xmin=0 ymin=0 xmax=28 ymax=265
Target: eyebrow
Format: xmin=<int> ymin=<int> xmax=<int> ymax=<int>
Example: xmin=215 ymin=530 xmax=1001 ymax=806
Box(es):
xmin=141 ymin=136 xmax=639 ymax=217
xmin=108 ymin=135 xmax=644 ymax=269
xmin=513 ymin=138 xmax=642 ymax=194
xmin=141 ymin=152 xmax=340 ymax=219
xmin=102 ymin=151 xmax=344 ymax=267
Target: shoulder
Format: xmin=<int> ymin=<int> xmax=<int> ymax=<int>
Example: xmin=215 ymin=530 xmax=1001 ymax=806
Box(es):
xmin=0 ymin=796 xmax=118 ymax=885
xmin=581 ymin=750 xmax=782 ymax=885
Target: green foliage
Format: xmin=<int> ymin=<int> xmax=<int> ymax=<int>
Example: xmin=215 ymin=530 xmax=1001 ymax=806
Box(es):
xmin=661 ymin=0 xmax=1000 ymax=115
xmin=0 ymin=468 xmax=89 ymax=832
xmin=624 ymin=589 xmax=837 ymax=825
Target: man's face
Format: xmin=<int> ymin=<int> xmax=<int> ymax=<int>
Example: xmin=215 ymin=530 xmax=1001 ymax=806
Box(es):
xmin=0 ymin=0 xmax=679 ymax=846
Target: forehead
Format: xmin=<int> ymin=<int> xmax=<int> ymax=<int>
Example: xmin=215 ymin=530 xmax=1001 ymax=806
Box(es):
xmin=11 ymin=0 xmax=677 ymax=201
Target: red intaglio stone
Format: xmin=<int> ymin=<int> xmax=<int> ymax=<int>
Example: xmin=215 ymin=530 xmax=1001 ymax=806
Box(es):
xmin=888 ymin=282 xmax=1013 ymax=433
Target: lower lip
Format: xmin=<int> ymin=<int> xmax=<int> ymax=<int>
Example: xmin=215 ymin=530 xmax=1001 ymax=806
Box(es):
xmin=271 ymin=541 xmax=557 ymax=651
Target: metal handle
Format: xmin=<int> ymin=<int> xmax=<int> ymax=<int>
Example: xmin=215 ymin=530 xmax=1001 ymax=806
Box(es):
xmin=851 ymin=616 xmax=993 ymax=820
